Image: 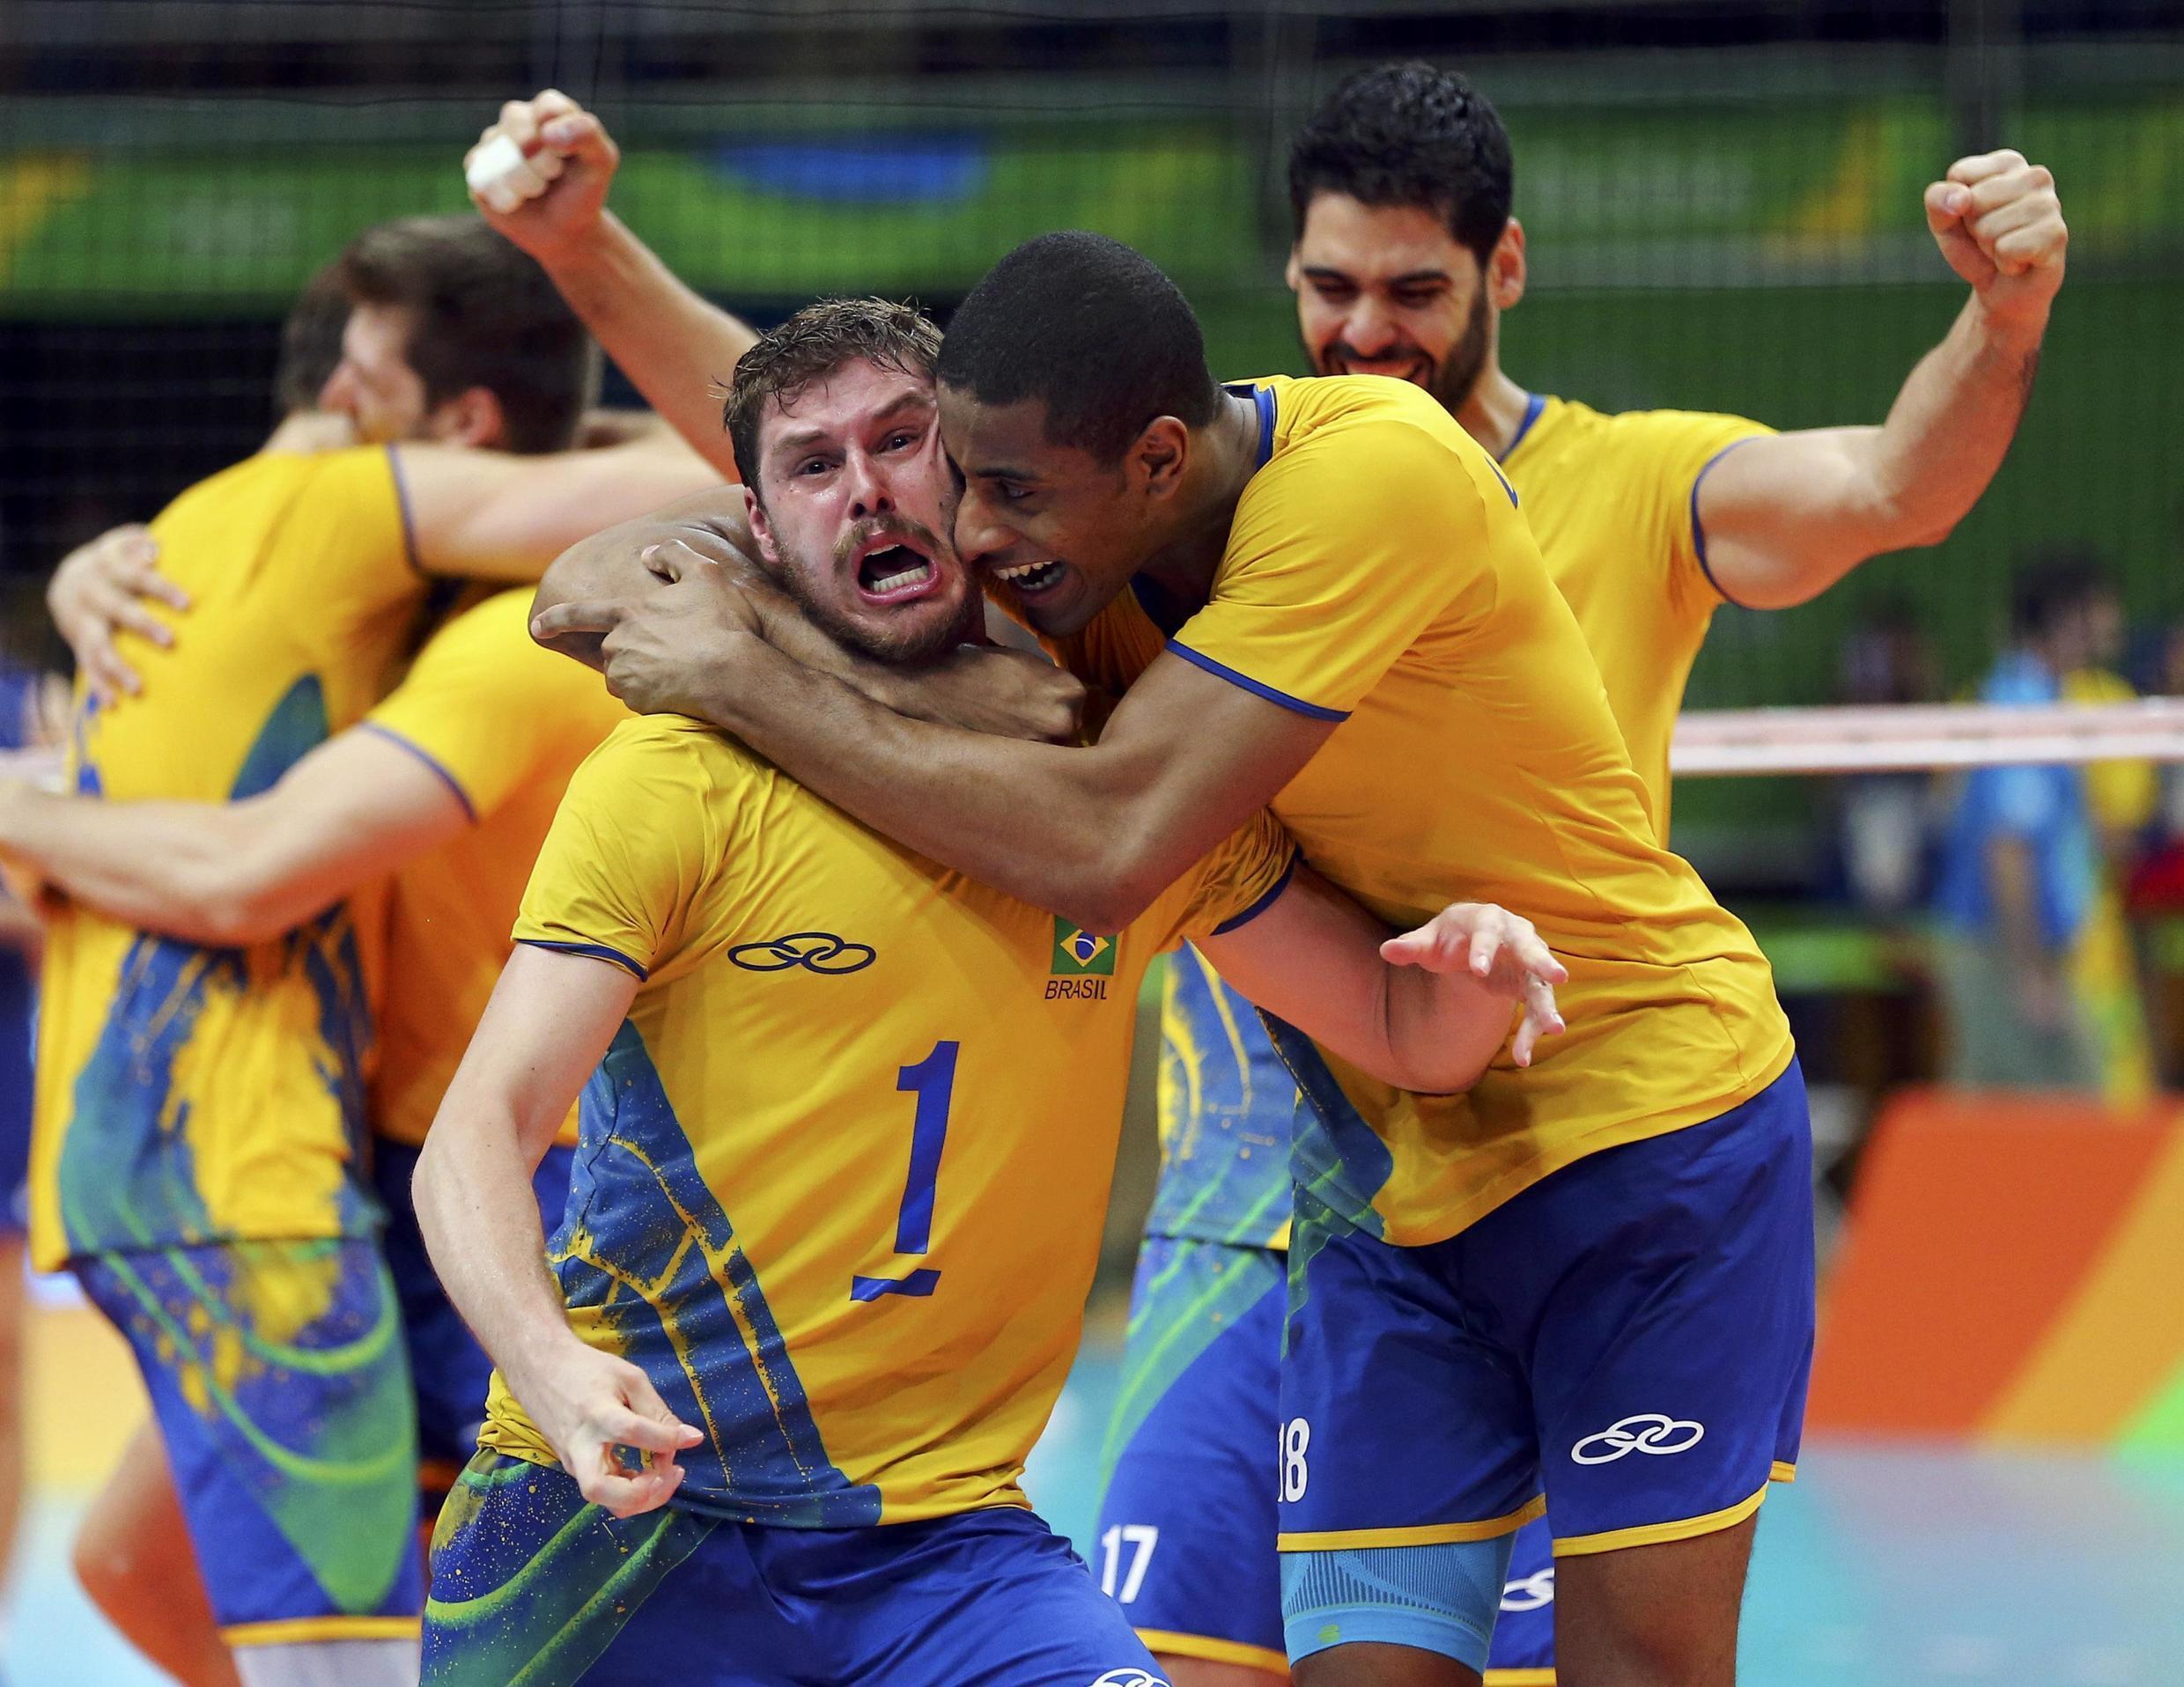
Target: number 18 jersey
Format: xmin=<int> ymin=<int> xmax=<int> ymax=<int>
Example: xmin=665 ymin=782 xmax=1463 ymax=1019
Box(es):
xmin=485 ymin=715 xmax=1295 ymax=1526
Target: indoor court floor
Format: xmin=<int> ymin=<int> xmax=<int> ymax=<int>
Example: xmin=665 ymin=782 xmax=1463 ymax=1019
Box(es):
xmin=9 ymin=1289 xmax=2184 ymax=1686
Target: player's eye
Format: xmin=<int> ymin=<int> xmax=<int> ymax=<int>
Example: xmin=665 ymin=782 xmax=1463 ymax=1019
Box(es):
xmin=1313 ymin=281 xmax=1357 ymax=303
xmin=795 ymin=456 xmax=834 ymax=477
xmin=1395 ymin=289 xmax=1447 ymax=308
xmin=883 ymin=431 xmax=919 ymax=453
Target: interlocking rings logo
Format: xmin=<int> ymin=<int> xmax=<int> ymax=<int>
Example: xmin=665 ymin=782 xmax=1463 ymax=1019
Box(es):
xmin=1570 ymin=1412 xmax=1706 ymax=1465
xmin=727 ymin=931 xmax=876 ymax=975
xmin=1088 ymin=1673 xmax=1168 ymax=1687
xmin=1500 ymin=1566 xmax=1555 ymax=1613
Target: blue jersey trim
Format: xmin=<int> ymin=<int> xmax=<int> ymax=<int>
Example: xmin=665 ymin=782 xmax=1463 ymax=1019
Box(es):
xmin=516 ymin=938 xmax=650 ymax=982
xmin=356 ymin=723 xmax=477 ymax=822
xmin=1502 ymin=392 xmax=1546 ymax=461
xmin=1166 ymin=640 xmax=1349 ymax=723
xmin=849 ymin=1268 xmax=941 ymax=1301
xmin=1689 ymin=437 xmax=1764 ymax=609
xmin=386 ymin=446 xmax=425 ymax=576
xmin=1210 ymin=855 xmax=1298 ymax=936
xmin=1252 ymin=384 xmax=1277 ymax=467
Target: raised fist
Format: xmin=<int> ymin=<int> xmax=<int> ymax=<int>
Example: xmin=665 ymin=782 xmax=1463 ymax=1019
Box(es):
xmin=1924 ymin=148 xmax=2067 ymax=327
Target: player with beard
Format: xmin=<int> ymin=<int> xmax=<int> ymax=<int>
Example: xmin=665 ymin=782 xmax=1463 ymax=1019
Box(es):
xmin=412 ymin=297 xmax=1567 ymax=1686
xmin=1093 ymin=61 xmax=2067 ymax=1687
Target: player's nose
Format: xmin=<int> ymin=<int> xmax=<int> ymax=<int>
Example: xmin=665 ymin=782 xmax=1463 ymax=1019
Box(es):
xmin=951 ymin=483 xmax=1017 ymax=571
xmin=844 ymin=451 xmax=893 ymax=522
xmin=1340 ymin=298 xmax=1401 ymax=358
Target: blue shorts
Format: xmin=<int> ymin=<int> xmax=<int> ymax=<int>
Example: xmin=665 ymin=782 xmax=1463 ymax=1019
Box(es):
xmin=1280 ymin=1059 xmax=1813 ymax=1561
xmin=1487 ymin=1518 xmax=1557 ymax=1683
xmin=1096 ymin=1235 xmax=1288 ymax=1674
xmin=424 ymin=1453 xmax=1169 ymax=1686
xmin=373 ymin=1138 xmax=576 ymax=1489
xmin=77 ymin=1238 xmax=424 ymax=1647
xmin=1099 ymin=1236 xmax=1562 ymax=1679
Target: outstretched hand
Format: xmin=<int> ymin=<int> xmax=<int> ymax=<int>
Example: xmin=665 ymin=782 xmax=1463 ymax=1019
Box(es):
xmin=47 ymin=524 xmax=190 ymax=704
xmin=1924 ymin=148 xmax=2067 ymax=329
xmin=1383 ymin=902 xmax=1569 ymax=1066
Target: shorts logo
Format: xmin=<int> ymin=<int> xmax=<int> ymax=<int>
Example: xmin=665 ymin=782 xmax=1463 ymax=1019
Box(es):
xmin=1501 ymin=1565 xmax=1555 ymax=1612
xmin=727 ymin=932 xmax=876 ymax=975
xmin=1087 ymin=1673 xmax=1169 ymax=1687
xmin=1572 ymin=1412 xmax=1706 ymax=1464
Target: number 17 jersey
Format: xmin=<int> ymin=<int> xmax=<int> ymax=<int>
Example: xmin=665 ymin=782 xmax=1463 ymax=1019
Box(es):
xmin=488 ymin=715 xmax=1295 ymax=1526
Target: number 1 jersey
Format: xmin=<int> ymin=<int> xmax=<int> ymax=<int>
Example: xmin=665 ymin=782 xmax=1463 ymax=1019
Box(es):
xmin=484 ymin=715 xmax=1295 ymax=1526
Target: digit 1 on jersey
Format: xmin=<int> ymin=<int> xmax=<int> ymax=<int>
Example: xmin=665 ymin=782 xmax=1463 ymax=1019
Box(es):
xmin=1098 ymin=1523 xmax=1160 ymax=1603
xmin=850 ymin=1040 xmax=958 ymax=1302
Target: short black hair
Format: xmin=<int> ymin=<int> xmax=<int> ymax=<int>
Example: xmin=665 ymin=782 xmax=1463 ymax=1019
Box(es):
xmin=2011 ymin=547 xmax=2114 ymax=639
xmin=724 ymin=297 xmax=942 ymax=491
xmin=936 ymin=231 xmax=1220 ymax=464
xmin=1288 ymin=61 xmax=1514 ymax=266
xmin=274 ymin=262 xmax=350 ymax=417
xmin=336 ymin=215 xmax=600 ymax=453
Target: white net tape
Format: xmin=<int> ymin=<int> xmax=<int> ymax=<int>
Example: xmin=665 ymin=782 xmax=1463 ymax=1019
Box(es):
xmin=1671 ymin=699 xmax=2184 ymax=777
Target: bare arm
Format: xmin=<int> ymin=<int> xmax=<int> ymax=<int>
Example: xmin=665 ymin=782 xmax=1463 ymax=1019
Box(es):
xmin=532 ymin=592 xmax=1334 ymax=934
xmin=416 ymin=944 xmax=701 ymax=1517
xmin=395 ymin=431 xmax=721 ymax=585
xmin=1701 ymin=149 xmax=2067 ymax=609
xmin=468 ymin=92 xmax=757 ymax=479
xmin=1199 ymin=873 xmax=1567 ymax=1093
xmin=534 ymin=502 xmax=1084 ymax=745
xmin=0 ymin=730 xmax=469 ymax=946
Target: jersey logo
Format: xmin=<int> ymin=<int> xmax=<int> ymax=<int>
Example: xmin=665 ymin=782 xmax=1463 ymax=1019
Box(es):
xmin=1570 ymin=1412 xmax=1706 ymax=1464
xmin=1051 ymin=918 xmax=1117 ymax=976
xmin=1088 ymin=1673 xmax=1169 ymax=1687
xmin=727 ymin=932 xmax=876 ymax=975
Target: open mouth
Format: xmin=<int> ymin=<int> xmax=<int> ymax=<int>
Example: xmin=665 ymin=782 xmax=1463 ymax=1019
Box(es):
xmin=991 ymin=559 xmax=1067 ymax=597
xmin=1332 ymin=354 xmax=1430 ymax=387
xmin=855 ymin=541 xmax=941 ymax=604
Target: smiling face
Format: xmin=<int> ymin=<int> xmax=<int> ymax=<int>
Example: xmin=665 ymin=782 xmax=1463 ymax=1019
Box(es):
xmin=1288 ymin=193 xmax=1514 ymax=417
xmin=940 ymin=386 xmax=1172 ymax=640
xmin=745 ymin=357 xmax=977 ymax=662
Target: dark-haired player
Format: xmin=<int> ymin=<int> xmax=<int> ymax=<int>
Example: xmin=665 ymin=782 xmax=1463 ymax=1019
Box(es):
xmin=1100 ymin=61 xmax=2068 ymax=1687
xmin=414 ymin=297 xmax=1566 ymax=1686
xmin=538 ymin=231 xmax=1809 ymax=1687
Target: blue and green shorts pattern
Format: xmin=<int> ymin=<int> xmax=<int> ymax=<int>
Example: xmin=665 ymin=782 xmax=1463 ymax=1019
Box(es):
xmin=425 ymin=1453 xmax=1168 ymax=1686
xmin=76 ymin=1236 xmax=422 ymax=1647
xmin=1096 ymin=1234 xmax=1288 ymax=1673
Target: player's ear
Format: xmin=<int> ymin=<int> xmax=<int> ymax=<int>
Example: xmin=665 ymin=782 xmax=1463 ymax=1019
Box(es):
xmin=432 ymin=387 xmax=508 ymax=450
xmin=1283 ymin=246 xmax=1303 ymax=293
xmin=1130 ymin=416 xmax=1189 ymax=502
xmin=1488 ymin=219 xmax=1527 ymax=311
xmin=742 ymin=483 xmax=782 ymax=568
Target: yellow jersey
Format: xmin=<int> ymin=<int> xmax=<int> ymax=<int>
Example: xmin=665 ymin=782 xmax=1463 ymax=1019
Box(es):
xmin=362 ymin=590 xmax=627 ymax=1148
xmin=1503 ymin=394 xmax=1773 ymax=830
xmin=1060 ymin=375 xmax=1794 ymax=1249
xmin=479 ymin=717 xmax=1295 ymax=1524
xmin=32 ymin=446 xmax=424 ymax=1269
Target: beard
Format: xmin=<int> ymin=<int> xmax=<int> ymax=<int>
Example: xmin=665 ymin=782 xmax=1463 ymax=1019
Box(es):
xmin=1318 ymin=283 xmax=1491 ymax=422
xmin=772 ymin=512 xmax=971 ymax=666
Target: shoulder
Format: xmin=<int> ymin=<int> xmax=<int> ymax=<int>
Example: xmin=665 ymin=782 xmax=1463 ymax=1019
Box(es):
xmin=1252 ymin=377 xmax=1501 ymax=520
xmin=578 ymin=713 xmax=764 ymax=799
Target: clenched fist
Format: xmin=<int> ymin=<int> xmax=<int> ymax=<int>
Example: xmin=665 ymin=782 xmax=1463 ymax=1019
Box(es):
xmin=1924 ymin=148 xmax=2067 ymax=330
xmin=464 ymin=88 xmax=621 ymax=267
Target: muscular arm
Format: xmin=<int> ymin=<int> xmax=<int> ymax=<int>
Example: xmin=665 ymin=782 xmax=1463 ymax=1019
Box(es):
xmin=1199 ymin=873 xmax=1566 ymax=1092
xmin=0 ymin=730 xmax=470 ymax=946
xmin=1700 ymin=149 xmax=2065 ymax=609
xmin=469 ymin=93 xmax=757 ymax=479
xmin=534 ymin=501 xmax=1083 ymax=745
xmin=416 ymin=945 xmax=699 ymax=1515
xmin=395 ymin=430 xmax=722 ymax=584
xmin=561 ymin=615 xmax=1332 ymax=934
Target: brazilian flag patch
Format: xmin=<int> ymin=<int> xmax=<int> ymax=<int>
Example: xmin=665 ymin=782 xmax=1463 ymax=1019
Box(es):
xmin=1051 ymin=918 xmax=1118 ymax=976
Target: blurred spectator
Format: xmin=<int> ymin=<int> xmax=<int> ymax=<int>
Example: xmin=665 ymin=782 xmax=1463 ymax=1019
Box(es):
xmin=1836 ymin=599 xmax=1943 ymax=913
xmin=1933 ymin=552 xmax=2145 ymax=1094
